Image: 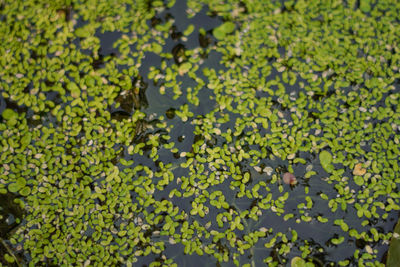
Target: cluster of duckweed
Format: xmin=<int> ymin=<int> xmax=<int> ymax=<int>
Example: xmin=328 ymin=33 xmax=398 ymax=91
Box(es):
xmin=1 ymin=0 xmax=400 ymax=266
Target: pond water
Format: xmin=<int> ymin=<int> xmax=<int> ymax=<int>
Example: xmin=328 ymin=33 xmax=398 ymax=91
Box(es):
xmin=1 ymin=0 xmax=400 ymax=266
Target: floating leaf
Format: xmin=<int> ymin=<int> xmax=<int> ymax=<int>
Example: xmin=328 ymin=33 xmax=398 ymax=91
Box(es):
xmin=106 ymin=166 xmax=120 ymax=183
xmin=257 ymin=106 xmax=272 ymax=117
xmin=359 ymin=0 xmax=371 ymax=13
xmin=291 ymin=256 xmax=314 ymax=267
xmin=319 ymin=150 xmax=332 ymax=165
xmin=213 ymin=22 xmax=235 ymax=40
xmin=67 ymin=82 xmax=80 ymax=98
xmin=16 ymin=177 xmax=27 ymax=188
xmin=152 ymin=43 xmax=163 ymax=54
xmin=8 ymin=183 xmax=20 ymax=193
xmin=183 ymin=24 xmax=195 ymax=36
xmin=2 ymin=109 xmax=17 ymax=120
xmin=319 ymin=150 xmax=334 ymax=173
xmin=282 ymin=172 xmax=297 ymax=185
xmin=21 ymin=133 xmax=31 ymax=147
xmin=353 ymin=163 xmax=366 ymax=176
xmin=354 ymin=176 xmax=364 ymax=186
xmin=3 ymin=253 xmax=15 ymax=263
xmin=75 ymin=24 xmax=95 ymax=38
xmin=178 ymin=62 xmax=192 ymax=75
xmin=19 ymin=186 xmax=31 ymax=196
xmin=2 ymin=108 xmax=18 ymax=126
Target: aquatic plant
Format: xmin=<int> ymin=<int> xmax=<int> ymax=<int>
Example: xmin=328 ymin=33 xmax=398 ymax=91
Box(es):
xmin=282 ymin=172 xmax=297 ymax=185
xmin=0 ymin=0 xmax=400 ymax=266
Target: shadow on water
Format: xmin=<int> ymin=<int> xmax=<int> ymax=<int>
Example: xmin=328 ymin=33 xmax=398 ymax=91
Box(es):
xmin=0 ymin=193 xmax=25 ymax=266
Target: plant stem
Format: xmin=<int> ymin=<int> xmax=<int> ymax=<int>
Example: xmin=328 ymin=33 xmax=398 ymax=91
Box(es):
xmin=0 ymin=237 xmax=22 ymax=267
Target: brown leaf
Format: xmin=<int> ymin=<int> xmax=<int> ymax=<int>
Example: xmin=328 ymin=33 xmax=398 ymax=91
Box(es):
xmin=283 ymin=172 xmax=297 ymax=185
xmin=353 ymin=163 xmax=366 ymax=176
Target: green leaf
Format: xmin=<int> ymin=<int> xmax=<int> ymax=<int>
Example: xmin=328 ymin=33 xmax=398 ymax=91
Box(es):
xmin=67 ymin=82 xmax=81 ymax=98
xmin=8 ymin=183 xmax=20 ymax=193
xmin=178 ymin=62 xmax=192 ymax=75
xmin=118 ymin=230 xmax=127 ymax=237
xmin=19 ymin=186 xmax=31 ymax=196
xmin=106 ymin=166 xmax=120 ymax=183
xmin=21 ymin=133 xmax=31 ymax=147
xmin=291 ymin=256 xmax=313 ymax=267
xmin=354 ymin=175 xmax=364 ymax=186
xmin=213 ymin=22 xmax=235 ymax=40
xmin=152 ymin=43 xmax=163 ymax=54
xmin=256 ymin=106 xmax=272 ymax=117
xmin=167 ymin=0 xmax=176 ymax=8
xmin=319 ymin=150 xmax=332 ymax=165
xmin=359 ymin=0 xmax=371 ymax=13
xmin=4 ymin=253 xmax=15 ymax=263
xmin=75 ymin=25 xmax=94 ymax=38
xmin=319 ymin=150 xmax=334 ymax=173
xmin=16 ymin=177 xmax=26 ymax=188
xmin=331 ymin=236 xmax=345 ymax=245
xmin=2 ymin=109 xmax=17 ymax=120
xmin=183 ymin=24 xmax=195 ymax=36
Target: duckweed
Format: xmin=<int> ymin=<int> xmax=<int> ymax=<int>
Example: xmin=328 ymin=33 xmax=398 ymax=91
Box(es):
xmin=0 ymin=0 xmax=400 ymax=266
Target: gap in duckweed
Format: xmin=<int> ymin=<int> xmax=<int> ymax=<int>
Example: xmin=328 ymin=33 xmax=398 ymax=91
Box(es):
xmin=1 ymin=0 xmax=400 ymax=266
